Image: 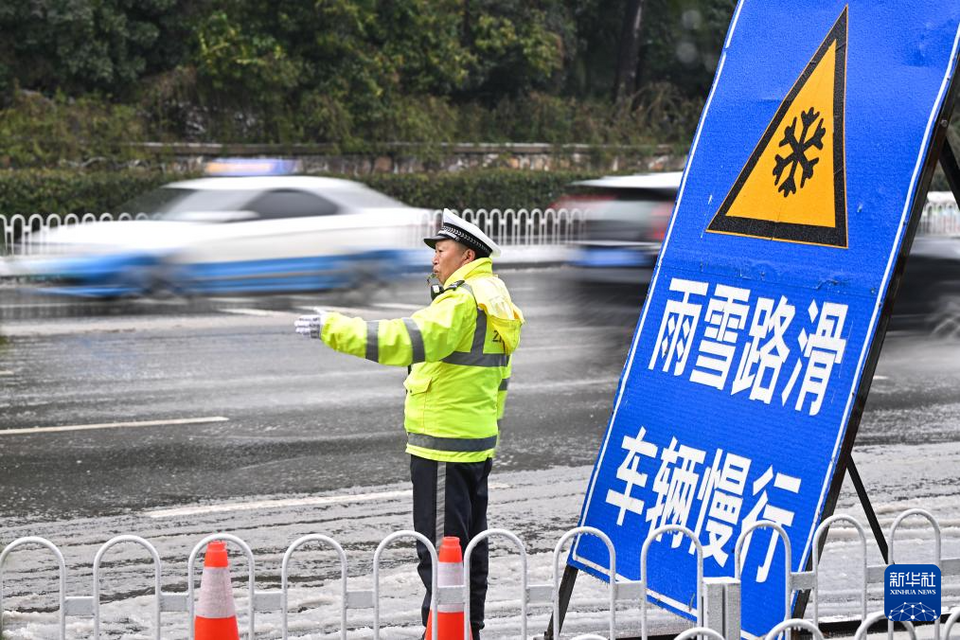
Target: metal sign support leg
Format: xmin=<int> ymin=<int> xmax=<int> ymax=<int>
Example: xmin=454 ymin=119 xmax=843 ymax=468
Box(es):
xmin=544 ymin=564 xmax=579 ymax=639
xmin=847 ymin=457 xmax=889 ymax=563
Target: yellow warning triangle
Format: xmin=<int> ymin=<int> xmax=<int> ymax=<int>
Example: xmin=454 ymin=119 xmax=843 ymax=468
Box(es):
xmin=707 ymin=7 xmax=848 ymax=248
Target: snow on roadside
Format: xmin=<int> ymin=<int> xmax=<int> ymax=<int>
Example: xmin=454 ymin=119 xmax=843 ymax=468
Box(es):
xmin=3 ymin=453 xmax=960 ymax=638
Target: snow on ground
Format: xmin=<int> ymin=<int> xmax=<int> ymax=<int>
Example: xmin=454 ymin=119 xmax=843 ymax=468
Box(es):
xmin=2 ymin=454 xmax=960 ymax=638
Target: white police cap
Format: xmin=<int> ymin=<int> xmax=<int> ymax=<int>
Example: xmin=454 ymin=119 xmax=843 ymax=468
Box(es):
xmin=423 ymin=209 xmax=501 ymax=258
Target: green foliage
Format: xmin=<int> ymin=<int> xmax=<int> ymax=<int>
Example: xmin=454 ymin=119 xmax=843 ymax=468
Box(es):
xmin=191 ymin=7 xmax=304 ymax=140
xmin=456 ymin=90 xmax=702 ymax=146
xmin=0 ymin=91 xmax=148 ymax=168
xmin=460 ymin=1 xmax=573 ymax=100
xmin=931 ymin=167 xmax=948 ymax=192
xmin=0 ymin=0 xmax=735 ymax=149
xmin=0 ymin=0 xmax=197 ymax=100
xmin=638 ymin=0 xmax=737 ymax=97
xmin=0 ymin=89 xmax=700 ymax=167
xmin=0 ymin=169 xmax=172 ymax=218
xmin=366 ymin=169 xmax=598 ymax=210
xmin=195 ymin=12 xmax=301 ymax=95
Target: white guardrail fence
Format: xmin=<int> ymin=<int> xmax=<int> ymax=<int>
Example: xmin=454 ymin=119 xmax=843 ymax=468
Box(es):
xmin=0 ymin=209 xmax=584 ymax=259
xmin=923 ymin=193 xmax=960 ymax=236
xmin=1 ymin=195 xmax=958 ymax=258
xmin=2 ymin=510 xmax=960 ymax=639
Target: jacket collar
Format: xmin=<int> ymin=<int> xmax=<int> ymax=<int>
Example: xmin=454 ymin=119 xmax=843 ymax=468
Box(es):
xmin=444 ymin=257 xmax=493 ymax=286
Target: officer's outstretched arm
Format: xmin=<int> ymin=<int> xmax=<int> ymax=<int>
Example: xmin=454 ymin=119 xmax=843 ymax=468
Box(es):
xmin=318 ymin=292 xmax=475 ymax=366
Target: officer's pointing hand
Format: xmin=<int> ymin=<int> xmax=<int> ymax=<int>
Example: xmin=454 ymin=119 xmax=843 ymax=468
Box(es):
xmin=295 ymin=310 xmax=327 ymax=339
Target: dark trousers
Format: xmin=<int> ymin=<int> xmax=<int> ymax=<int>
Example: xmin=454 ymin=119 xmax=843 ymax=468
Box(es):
xmin=411 ymin=454 xmax=492 ymax=634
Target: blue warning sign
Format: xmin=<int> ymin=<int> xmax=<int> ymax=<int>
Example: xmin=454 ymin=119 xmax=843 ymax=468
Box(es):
xmin=571 ymin=2 xmax=960 ymax=637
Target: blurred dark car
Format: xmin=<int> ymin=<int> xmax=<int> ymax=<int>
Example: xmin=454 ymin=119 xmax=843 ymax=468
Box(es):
xmin=892 ymin=234 xmax=960 ymax=331
xmin=555 ymin=171 xmax=960 ymax=332
xmin=554 ymin=172 xmax=680 ymax=314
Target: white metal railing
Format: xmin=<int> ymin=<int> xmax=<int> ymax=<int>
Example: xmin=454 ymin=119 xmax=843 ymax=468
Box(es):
xmin=919 ymin=197 xmax=960 ymax=235
xmin=4 ymin=194 xmax=960 ymax=262
xmin=0 ymin=208 xmax=584 ymax=259
xmin=441 ymin=208 xmax=586 ymax=247
xmin=4 ymin=195 xmax=958 ymax=260
xmin=0 ymin=211 xmax=152 ymax=258
xmin=2 ymin=508 xmax=959 ymax=640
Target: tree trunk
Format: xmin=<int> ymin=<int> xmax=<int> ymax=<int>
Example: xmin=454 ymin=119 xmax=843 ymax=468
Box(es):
xmin=613 ymin=0 xmax=645 ymax=104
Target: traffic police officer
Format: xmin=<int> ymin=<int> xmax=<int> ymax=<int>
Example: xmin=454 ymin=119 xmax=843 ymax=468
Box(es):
xmin=295 ymin=210 xmax=524 ymax=639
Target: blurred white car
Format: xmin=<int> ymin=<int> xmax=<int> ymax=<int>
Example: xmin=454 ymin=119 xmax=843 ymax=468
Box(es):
xmin=19 ymin=175 xmax=429 ymax=297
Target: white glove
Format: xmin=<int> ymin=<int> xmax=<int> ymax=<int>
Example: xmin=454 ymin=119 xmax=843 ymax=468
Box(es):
xmin=295 ymin=311 xmax=327 ymax=339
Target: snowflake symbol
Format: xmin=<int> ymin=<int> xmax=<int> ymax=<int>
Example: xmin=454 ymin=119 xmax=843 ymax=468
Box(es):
xmin=772 ymin=107 xmax=826 ymax=197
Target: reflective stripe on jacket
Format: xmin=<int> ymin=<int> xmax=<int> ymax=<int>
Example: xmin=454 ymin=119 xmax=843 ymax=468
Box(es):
xmin=320 ymin=258 xmax=524 ymax=463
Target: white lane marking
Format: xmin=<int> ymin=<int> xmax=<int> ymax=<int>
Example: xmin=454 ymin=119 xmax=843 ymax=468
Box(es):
xmin=0 ymin=370 xmax=14 ymax=376
xmin=0 ymin=416 xmax=229 ymax=436
xmin=2 ymin=315 xmax=295 ymax=337
xmin=219 ymin=308 xmax=289 ymax=317
xmin=296 ymin=305 xmax=367 ymax=314
xmin=372 ymin=302 xmax=422 ymax=311
xmin=145 ymin=482 xmax=512 ymax=518
xmin=514 ymin=377 xmax=619 ymax=391
xmin=874 ymin=375 xmax=889 ymax=381
xmin=142 ymin=482 xmax=511 ymax=519
xmin=145 ymin=489 xmax=411 ymax=518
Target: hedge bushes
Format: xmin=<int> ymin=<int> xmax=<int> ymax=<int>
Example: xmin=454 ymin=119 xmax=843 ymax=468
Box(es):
xmin=364 ymin=170 xmax=598 ymax=211
xmin=0 ymin=168 xmax=601 ymax=218
xmin=0 ymin=170 xmax=178 ymax=217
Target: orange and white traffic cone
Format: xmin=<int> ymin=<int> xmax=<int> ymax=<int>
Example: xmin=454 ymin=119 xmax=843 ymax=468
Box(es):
xmin=194 ymin=540 xmax=240 ymax=640
xmin=424 ymin=536 xmax=473 ymax=640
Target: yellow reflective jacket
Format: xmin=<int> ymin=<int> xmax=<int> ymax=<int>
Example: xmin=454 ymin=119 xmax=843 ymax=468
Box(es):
xmin=320 ymin=258 xmax=524 ymax=462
